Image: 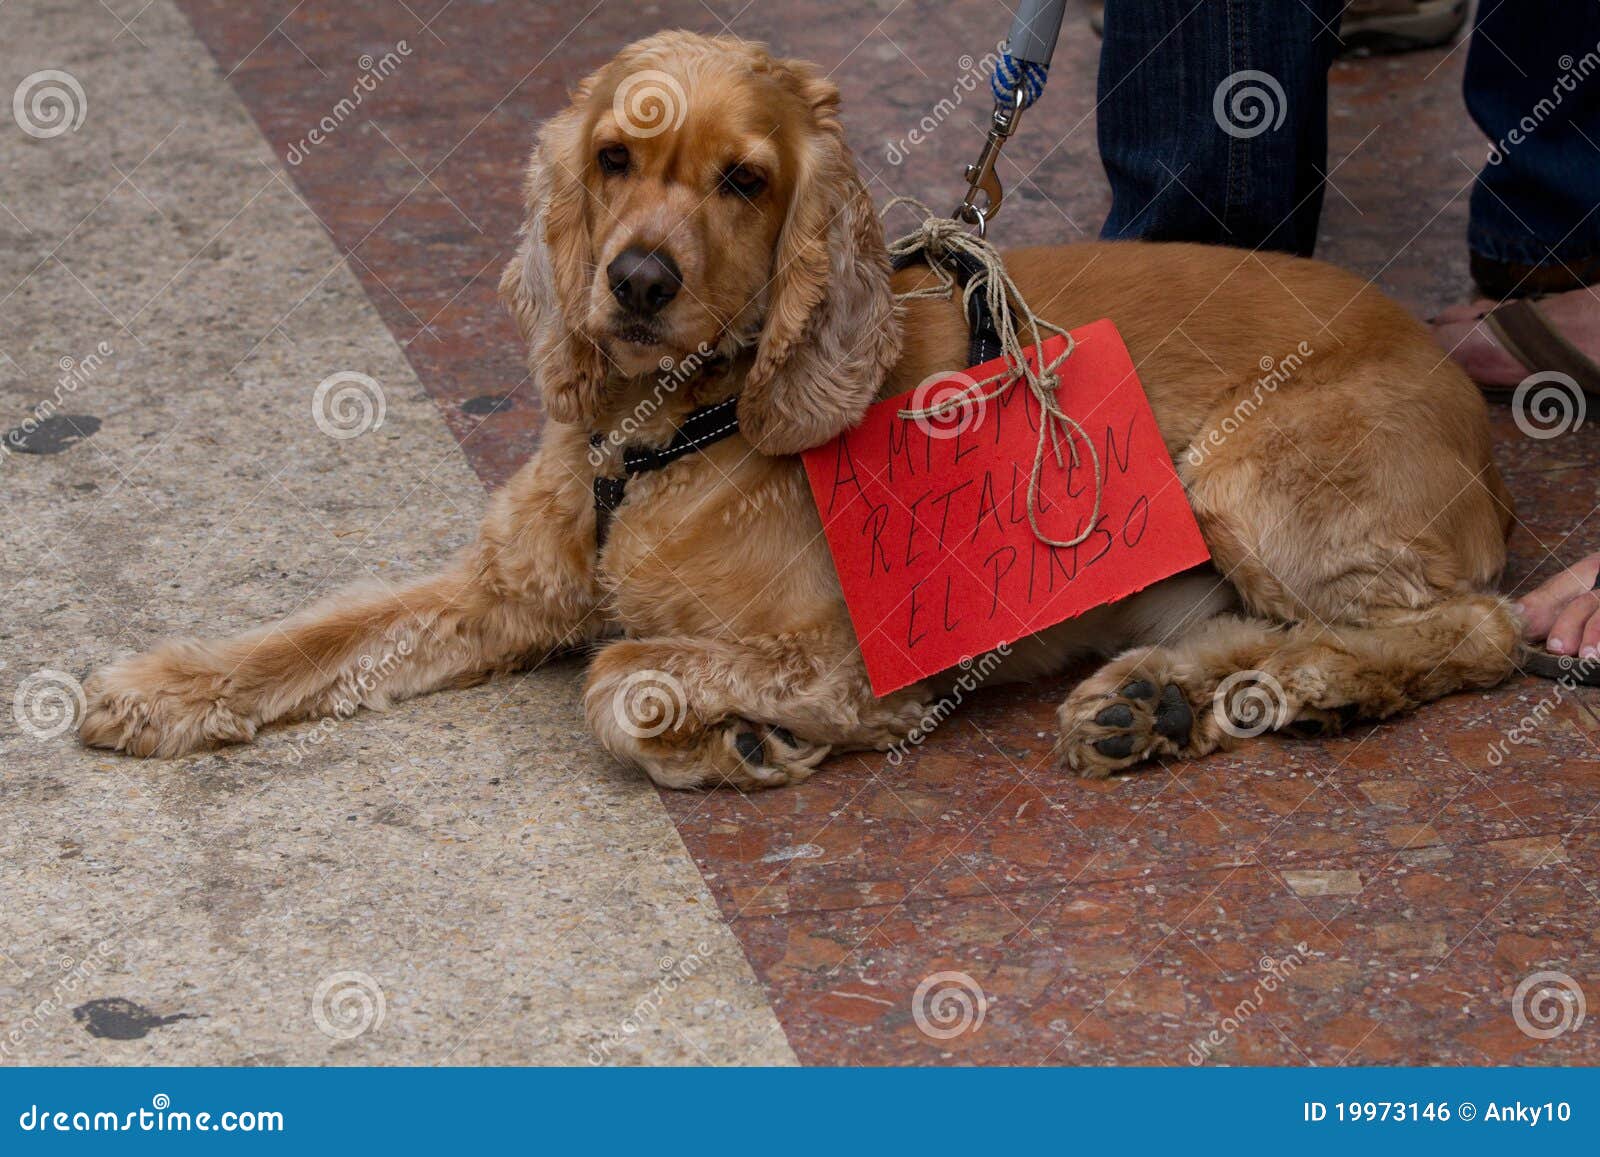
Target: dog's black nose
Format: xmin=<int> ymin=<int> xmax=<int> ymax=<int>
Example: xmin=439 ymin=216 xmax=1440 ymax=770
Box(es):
xmin=607 ymin=246 xmax=681 ymax=316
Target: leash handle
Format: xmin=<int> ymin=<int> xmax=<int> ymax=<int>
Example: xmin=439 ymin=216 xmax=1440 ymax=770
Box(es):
xmin=1005 ymin=0 xmax=1067 ymax=66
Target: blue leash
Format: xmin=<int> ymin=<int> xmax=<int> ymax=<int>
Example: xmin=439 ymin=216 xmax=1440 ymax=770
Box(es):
xmin=955 ymin=0 xmax=1065 ymax=233
xmin=990 ymin=50 xmax=1049 ymax=110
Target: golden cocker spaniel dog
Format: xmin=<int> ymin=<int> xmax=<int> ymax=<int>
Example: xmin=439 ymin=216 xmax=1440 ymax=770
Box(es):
xmin=81 ymin=31 xmax=1518 ymax=789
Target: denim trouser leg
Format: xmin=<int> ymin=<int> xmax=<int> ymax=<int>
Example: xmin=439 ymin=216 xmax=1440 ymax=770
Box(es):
xmin=1097 ymin=0 xmax=1345 ymax=255
xmin=1465 ymin=1 xmax=1600 ymax=277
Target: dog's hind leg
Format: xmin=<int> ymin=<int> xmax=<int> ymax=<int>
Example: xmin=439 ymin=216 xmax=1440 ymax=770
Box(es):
xmin=1054 ymin=593 xmax=1519 ymax=778
xmin=81 ymin=430 xmax=605 ymax=758
xmin=583 ymin=627 xmax=929 ymax=790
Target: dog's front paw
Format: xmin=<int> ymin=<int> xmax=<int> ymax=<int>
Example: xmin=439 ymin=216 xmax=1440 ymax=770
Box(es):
xmin=1053 ymin=650 xmax=1214 ymax=778
xmin=80 ymin=642 xmax=256 ymax=758
xmin=710 ymin=720 xmax=832 ymax=791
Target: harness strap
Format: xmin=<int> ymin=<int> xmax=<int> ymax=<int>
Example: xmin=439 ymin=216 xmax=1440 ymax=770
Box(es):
xmin=590 ymin=395 xmax=741 ymax=548
xmin=891 ymin=247 xmax=1005 ymax=367
xmin=590 ymin=237 xmax=1010 ymax=550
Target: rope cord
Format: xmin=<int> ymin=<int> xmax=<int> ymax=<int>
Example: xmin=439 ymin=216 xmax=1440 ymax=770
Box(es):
xmin=990 ymin=50 xmax=1048 ymax=109
xmin=883 ymin=197 xmax=1102 ymax=550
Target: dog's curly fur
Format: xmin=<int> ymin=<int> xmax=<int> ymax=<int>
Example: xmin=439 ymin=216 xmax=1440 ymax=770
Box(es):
xmin=81 ymin=32 xmax=1520 ymax=788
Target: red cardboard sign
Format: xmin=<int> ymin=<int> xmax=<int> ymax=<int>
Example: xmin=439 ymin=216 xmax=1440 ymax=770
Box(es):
xmin=802 ymin=319 xmax=1211 ymax=696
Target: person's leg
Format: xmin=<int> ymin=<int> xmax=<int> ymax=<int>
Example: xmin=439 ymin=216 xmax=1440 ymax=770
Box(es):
xmin=1463 ymin=1 xmax=1600 ymax=297
xmin=1438 ymin=8 xmax=1600 ymax=657
xmin=1096 ymin=0 xmax=1345 ymax=255
xmin=1431 ymin=7 xmax=1600 ymax=391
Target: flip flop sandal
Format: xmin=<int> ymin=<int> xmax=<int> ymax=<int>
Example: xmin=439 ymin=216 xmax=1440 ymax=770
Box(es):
xmin=1518 ymin=571 xmax=1600 ymax=686
xmin=1339 ymin=0 xmax=1468 ymax=56
xmin=1520 ymin=646 xmax=1600 ymax=685
xmin=1478 ymin=298 xmax=1600 ymax=402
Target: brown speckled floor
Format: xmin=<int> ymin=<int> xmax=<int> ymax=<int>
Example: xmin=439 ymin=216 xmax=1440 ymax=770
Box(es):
xmin=28 ymin=0 xmax=1600 ymax=1064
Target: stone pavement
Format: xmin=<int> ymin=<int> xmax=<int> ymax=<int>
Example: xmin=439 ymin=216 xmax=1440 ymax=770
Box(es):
xmin=0 ymin=0 xmax=790 ymax=1066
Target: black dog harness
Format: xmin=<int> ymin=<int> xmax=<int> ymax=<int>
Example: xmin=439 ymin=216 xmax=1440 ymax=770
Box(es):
xmin=587 ymin=246 xmax=1000 ymax=550
xmin=891 ymin=245 xmax=1005 ymax=368
xmin=589 ymin=394 xmax=741 ymax=548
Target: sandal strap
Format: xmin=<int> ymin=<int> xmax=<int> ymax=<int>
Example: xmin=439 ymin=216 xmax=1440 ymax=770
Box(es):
xmin=1518 ymin=644 xmax=1600 ymax=685
xmin=1484 ymin=298 xmax=1600 ymax=397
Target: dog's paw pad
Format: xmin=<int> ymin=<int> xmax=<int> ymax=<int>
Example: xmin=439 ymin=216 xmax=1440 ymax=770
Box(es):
xmin=1055 ymin=676 xmax=1199 ymax=779
xmin=734 ymin=728 xmax=767 ymax=765
xmin=1093 ymin=734 xmax=1136 ymax=759
xmin=1152 ymin=683 xmax=1193 ymax=743
xmin=1094 ymin=704 xmax=1134 ymax=728
xmin=710 ymin=720 xmax=831 ymax=791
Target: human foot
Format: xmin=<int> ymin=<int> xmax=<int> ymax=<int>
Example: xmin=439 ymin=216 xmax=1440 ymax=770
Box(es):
xmin=1430 ymin=285 xmax=1600 ymax=391
xmin=1515 ymin=552 xmax=1600 ymax=657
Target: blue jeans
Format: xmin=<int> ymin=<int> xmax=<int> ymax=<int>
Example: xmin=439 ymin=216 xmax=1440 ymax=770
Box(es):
xmin=1098 ymin=0 xmax=1600 ymax=279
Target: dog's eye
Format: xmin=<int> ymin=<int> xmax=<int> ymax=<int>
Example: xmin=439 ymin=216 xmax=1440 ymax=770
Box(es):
xmin=598 ymin=144 xmax=630 ymax=175
xmin=720 ymin=164 xmax=766 ymax=200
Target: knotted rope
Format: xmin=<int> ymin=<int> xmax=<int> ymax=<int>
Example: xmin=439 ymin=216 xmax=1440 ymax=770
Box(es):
xmin=883 ymin=197 xmax=1102 ymax=550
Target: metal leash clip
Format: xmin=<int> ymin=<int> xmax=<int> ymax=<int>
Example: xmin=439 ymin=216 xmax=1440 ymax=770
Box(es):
xmin=954 ymin=87 xmax=1027 ymax=237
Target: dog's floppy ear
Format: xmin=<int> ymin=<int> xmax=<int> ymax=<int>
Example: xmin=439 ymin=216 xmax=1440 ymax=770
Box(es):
xmin=738 ymin=71 xmax=900 ymax=456
xmin=499 ymin=85 xmax=610 ymax=427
